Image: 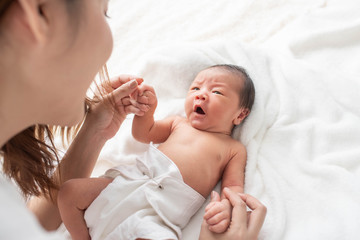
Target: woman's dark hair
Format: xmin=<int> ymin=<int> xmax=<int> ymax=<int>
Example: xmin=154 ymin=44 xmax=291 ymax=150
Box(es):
xmin=0 ymin=0 xmax=13 ymax=19
xmin=2 ymin=125 xmax=70 ymax=198
xmin=207 ymin=64 xmax=255 ymax=111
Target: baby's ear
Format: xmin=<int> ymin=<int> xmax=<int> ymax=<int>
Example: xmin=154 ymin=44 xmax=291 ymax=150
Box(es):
xmin=233 ymin=108 xmax=250 ymax=125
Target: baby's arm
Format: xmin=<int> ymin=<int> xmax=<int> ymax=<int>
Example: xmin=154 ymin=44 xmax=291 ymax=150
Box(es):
xmin=132 ymin=84 xmax=175 ymax=144
xmin=203 ymin=142 xmax=247 ymax=233
xmin=220 ymin=142 xmax=246 ymax=194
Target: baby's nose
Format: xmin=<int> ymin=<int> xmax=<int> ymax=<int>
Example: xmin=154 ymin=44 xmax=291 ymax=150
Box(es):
xmin=195 ymin=93 xmax=207 ymax=100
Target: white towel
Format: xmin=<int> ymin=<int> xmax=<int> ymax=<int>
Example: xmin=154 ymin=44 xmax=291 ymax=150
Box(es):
xmin=88 ymin=0 xmax=360 ymax=239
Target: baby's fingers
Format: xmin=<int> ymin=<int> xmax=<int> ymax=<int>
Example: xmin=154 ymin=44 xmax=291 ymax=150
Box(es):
xmin=204 ymin=202 xmax=231 ymax=227
xmin=208 ymin=219 xmax=230 ymax=234
xmin=129 ymin=99 xmax=150 ymax=112
xmin=135 ymin=91 xmax=157 ymax=106
xmin=143 ymin=90 xmax=157 ymax=105
xmin=205 ymin=191 xmax=221 ymax=213
xmin=203 ymin=204 xmax=220 ymax=220
xmin=123 ymin=104 xmax=144 ymax=116
xmin=206 ymin=211 xmax=230 ymax=226
xmin=117 ymin=96 xmax=149 ymax=113
xmin=204 ymin=201 xmax=217 ymax=213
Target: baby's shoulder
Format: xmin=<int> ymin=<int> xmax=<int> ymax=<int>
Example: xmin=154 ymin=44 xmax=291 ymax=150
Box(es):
xmin=225 ymin=137 xmax=246 ymax=153
xmin=172 ymin=115 xmax=189 ymax=126
xmin=168 ymin=116 xmax=189 ymax=130
xmin=173 ymin=115 xmax=185 ymax=121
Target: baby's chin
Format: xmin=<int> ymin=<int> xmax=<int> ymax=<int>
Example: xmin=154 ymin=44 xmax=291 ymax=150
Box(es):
xmin=188 ymin=119 xmax=233 ymax=135
xmin=190 ymin=124 xmax=207 ymax=131
xmin=186 ymin=119 xmax=205 ymax=130
xmin=188 ymin=120 xmax=219 ymax=133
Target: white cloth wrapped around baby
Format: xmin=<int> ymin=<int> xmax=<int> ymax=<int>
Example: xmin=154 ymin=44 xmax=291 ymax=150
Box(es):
xmin=85 ymin=143 xmax=205 ymax=240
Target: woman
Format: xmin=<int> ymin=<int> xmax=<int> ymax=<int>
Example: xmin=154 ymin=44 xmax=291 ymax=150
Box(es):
xmin=0 ymin=0 xmax=266 ymax=239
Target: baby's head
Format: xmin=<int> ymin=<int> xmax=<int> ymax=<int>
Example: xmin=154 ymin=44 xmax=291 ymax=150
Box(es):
xmin=185 ymin=64 xmax=255 ymax=134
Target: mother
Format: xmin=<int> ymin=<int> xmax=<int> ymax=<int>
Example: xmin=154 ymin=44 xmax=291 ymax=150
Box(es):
xmin=0 ymin=0 xmax=265 ymax=239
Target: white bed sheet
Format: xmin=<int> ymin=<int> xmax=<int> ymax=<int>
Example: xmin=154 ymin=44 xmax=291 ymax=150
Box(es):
xmin=74 ymin=0 xmax=360 ymax=239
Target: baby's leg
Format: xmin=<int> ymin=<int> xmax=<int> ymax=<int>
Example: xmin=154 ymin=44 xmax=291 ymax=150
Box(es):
xmin=58 ymin=177 xmax=113 ymax=240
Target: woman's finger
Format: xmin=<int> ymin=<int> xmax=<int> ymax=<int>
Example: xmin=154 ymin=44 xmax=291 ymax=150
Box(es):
xmin=123 ymin=104 xmax=143 ymax=116
xmin=239 ymin=193 xmax=267 ymax=235
xmin=129 ymin=89 xmax=139 ymax=101
xmin=137 ymin=95 xmax=149 ymax=105
xmin=223 ymin=188 xmax=248 ymax=230
xmin=121 ymin=97 xmax=131 ymax=106
xmin=110 ymin=75 xmax=143 ymax=89
xmin=111 ymin=80 xmax=139 ymax=103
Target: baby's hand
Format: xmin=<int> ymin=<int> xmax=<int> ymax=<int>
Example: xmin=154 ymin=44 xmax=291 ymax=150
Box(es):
xmin=138 ymin=84 xmax=157 ymax=106
xmin=130 ymin=83 xmax=157 ymax=116
xmin=203 ymin=191 xmax=232 ymax=233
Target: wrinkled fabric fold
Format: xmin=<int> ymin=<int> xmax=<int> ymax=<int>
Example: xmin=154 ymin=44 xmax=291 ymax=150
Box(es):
xmin=85 ymin=144 xmax=205 ymax=240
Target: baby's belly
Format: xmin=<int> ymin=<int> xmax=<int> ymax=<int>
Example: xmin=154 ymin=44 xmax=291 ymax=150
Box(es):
xmin=178 ymin=164 xmax=219 ymax=198
xmin=158 ymin=147 xmax=222 ymax=198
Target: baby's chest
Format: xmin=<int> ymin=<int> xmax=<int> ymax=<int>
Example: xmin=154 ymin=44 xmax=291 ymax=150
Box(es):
xmin=182 ymin=135 xmax=230 ymax=162
xmin=171 ymin=124 xmax=233 ymax=161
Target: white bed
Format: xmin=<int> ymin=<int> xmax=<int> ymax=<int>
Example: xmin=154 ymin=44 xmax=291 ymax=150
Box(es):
xmin=63 ymin=0 xmax=360 ymax=239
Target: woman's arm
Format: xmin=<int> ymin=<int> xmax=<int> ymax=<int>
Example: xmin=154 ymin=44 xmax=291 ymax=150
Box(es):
xmin=28 ymin=76 xmax=144 ymax=230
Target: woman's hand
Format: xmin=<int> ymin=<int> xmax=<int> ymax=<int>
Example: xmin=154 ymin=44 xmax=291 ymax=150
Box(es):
xmin=29 ymin=76 xmax=147 ymax=230
xmin=83 ymin=75 xmax=145 ymax=141
xmin=199 ymin=188 xmax=267 ymax=240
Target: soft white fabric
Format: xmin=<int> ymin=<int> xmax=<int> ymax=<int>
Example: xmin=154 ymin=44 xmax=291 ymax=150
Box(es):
xmin=86 ymin=0 xmax=360 ymax=239
xmin=0 ymin=175 xmax=65 ymax=240
xmin=85 ymin=144 xmax=205 ymax=240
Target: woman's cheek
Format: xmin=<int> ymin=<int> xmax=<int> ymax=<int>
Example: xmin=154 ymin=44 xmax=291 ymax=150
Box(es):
xmin=101 ymin=22 xmax=113 ymax=62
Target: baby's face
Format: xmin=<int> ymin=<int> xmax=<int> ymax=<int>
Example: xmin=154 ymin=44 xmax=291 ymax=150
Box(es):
xmin=185 ymin=68 xmax=244 ymax=134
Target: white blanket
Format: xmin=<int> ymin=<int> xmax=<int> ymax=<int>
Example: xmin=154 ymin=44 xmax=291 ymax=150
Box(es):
xmin=74 ymin=0 xmax=360 ymax=239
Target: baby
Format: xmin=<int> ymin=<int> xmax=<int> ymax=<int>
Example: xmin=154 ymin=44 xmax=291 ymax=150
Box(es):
xmin=58 ymin=64 xmax=255 ymax=240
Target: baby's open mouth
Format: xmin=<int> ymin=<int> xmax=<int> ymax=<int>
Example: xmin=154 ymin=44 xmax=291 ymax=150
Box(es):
xmin=195 ymin=106 xmax=205 ymax=115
